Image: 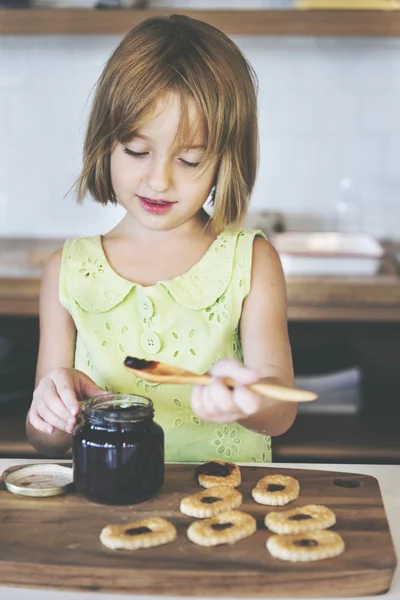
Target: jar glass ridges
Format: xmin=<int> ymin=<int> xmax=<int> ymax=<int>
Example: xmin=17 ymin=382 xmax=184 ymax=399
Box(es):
xmin=72 ymin=393 xmax=164 ymax=505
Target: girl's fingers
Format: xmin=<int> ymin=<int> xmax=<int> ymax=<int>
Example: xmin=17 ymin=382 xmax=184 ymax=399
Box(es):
xmin=192 ymin=380 xmax=233 ymax=418
xmin=191 ymin=387 xmax=218 ymax=418
xmin=33 ymin=379 xmax=76 ymax=433
xmin=191 ymin=385 xmax=203 ymax=409
xmin=207 ymin=379 xmax=238 ymax=414
xmin=29 ymin=406 xmax=55 ymax=435
xmin=191 ymin=382 xmax=249 ymax=423
xmin=197 ymin=410 xmax=245 ymax=423
xmin=78 ymin=378 xmax=105 ymax=402
xmin=192 ymin=396 xmax=245 ymax=423
xmin=210 ymin=359 xmax=260 ymax=385
xmin=52 ymin=370 xmax=80 ymax=416
xmin=30 ymin=368 xmax=103 ymax=437
xmin=36 ymin=401 xmax=73 ymax=433
xmin=232 ymin=385 xmax=262 ymax=416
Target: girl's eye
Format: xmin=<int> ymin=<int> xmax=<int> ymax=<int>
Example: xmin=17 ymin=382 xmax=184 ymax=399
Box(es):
xmin=123 ymin=147 xmax=148 ymax=158
xmin=180 ymin=158 xmax=200 ymax=168
xmin=123 ymin=147 xmax=199 ymax=167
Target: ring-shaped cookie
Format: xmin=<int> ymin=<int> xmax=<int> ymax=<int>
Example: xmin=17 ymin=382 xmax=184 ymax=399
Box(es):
xmin=187 ymin=510 xmax=256 ymax=546
xmin=100 ymin=517 xmax=177 ymax=550
xmin=265 ymin=504 xmax=336 ymax=535
xmin=266 ymin=530 xmax=345 ymax=562
xmin=180 ymin=486 xmax=243 ymax=518
xmin=252 ymin=474 xmax=300 ymax=506
xmin=195 ymin=460 xmax=241 ymax=488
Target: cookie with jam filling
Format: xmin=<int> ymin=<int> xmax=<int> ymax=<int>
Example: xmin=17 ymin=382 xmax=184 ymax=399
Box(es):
xmin=180 ymin=486 xmax=243 ymax=518
xmin=266 ymin=530 xmax=345 ymax=562
xmin=252 ymin=474 xmax=300 ymax=506
xmin=195 ymin=460 xmax=241 ymax=488
xmin=100 ymin=517 xmax=177 ymax=550
xmin=265 ymin=504 xmax=336 ymax=535
xmin=187 ymin=510 xmax=256 ymax=547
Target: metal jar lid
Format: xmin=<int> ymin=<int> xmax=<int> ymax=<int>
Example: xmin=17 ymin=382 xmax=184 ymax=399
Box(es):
xmin=3 ymin=463 xmax=74 ymax=497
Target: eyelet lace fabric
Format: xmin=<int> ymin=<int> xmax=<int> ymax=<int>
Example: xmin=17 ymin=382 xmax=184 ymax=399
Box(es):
xmin=59 ymin=228 xmax=272 ymax=463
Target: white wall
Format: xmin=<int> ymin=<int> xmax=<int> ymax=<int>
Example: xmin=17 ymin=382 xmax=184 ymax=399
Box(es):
xmin=0 ymin=3 xmax=399 ymax=238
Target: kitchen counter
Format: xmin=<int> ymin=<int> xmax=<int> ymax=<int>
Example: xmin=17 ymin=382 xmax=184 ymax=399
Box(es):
xmin=2 ymin=241 xmax=400 ymax=465
xmin=0 ymin=460 xmax=398 ymax=600
xmin=1 ymin=238 xmax=400 ymax=321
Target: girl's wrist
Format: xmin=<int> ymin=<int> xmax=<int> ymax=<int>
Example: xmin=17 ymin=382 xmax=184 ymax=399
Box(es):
xmin=237 ymin=394 xmax=297 ymax=437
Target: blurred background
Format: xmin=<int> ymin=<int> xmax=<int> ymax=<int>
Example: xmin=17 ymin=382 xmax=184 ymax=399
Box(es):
xmin=0 ymin=0 xmax=399 ymax=464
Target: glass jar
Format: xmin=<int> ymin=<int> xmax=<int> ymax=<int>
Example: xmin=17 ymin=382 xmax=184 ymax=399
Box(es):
xmin=72 ymin=393 xmax=164 ymax=505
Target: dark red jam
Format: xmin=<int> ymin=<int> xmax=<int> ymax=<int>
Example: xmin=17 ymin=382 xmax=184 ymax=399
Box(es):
xmin=293 ymin=539 xmax=318 ymax=547
xmin=267 ymin=484 xmax=286 ymax=492
xmin=201 ymin=497 xmax=220 ymax=504
xmin=289 ymin=514 xmax=313 ymax=521
xmin=195 ymin=462 xmax=231 ymax=478
xmin=126 ymin=527 xmax=151 ymax=536
xmin=72 ymin=394 xmax=164 ymax=505
xmin=124 ymin=357 xmax=158 ymax=370
xmin=211 ymin=523 xmax=233 ymax=531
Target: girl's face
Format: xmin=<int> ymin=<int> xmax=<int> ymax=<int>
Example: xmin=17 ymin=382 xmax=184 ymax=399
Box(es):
xmin=110 ymin=92 xmax=217 ymax=232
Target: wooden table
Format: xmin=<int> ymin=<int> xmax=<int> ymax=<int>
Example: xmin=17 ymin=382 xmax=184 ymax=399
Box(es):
xmin=0 ymin=460 xmax=399 ymax=600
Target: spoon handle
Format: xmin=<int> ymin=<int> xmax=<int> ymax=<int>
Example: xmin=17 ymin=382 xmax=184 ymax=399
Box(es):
xmin=247 ymin=381 xmax=317 ymax=403
xmin=124 ymin=364 xmax=317 ymax=403
xmin=169 ymin=374 xmax=316 ymax=403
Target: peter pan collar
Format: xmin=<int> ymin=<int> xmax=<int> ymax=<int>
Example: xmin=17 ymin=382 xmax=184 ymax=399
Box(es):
xmin=65 ymin=230 xmax=240 ymax=313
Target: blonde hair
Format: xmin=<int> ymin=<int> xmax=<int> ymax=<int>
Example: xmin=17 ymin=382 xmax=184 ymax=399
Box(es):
xmin=77 ymin=14 xmax=259 ymax=233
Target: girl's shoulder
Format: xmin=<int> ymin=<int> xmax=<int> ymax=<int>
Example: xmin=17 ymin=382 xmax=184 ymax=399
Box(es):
xmin=225 ymin=227 xmax=269 ymax=270
xmin=61 ymin=234 xmax=103 ymax=263
xmin=215 ymin=227 xmax=267 ymax=256
xmin=157 ymin=228 xmax=267 ymax=311
xmin=59 ymin=235 xmax=134 ymax=314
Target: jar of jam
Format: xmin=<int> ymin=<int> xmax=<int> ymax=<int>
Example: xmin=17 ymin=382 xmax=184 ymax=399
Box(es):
xmin=72 ymin=393 xmax=164 ymax=505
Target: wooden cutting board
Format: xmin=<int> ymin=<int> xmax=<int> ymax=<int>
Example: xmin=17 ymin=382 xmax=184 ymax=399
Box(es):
xmin=0 ymin=463 xmax=397 ymax=597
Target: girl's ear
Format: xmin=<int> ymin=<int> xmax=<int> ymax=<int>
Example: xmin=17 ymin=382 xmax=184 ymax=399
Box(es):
xmin=205 ymin=185 xmax=216 ymax=206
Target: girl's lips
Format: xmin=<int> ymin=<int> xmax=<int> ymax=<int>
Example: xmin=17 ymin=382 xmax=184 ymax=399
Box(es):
xmin=137 ymin=196 xmax=174 ymax=215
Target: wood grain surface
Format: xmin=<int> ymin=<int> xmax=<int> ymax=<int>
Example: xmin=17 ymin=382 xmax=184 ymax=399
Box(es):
xmin=0 ymin=464 xmax=397 ymax=597
xmin=1 ymin=9 xmax=400 ymax=37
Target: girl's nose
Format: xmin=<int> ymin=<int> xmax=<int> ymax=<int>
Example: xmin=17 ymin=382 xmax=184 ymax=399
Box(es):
xmin=147 ymin=155 xmax=171 ymax=194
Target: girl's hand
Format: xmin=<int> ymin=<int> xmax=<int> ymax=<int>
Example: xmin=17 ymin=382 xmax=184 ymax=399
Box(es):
xmin=28 ymin=368 xmax=105 ymax=435
xmin=190 ymin=359 xmax=262 ymax=423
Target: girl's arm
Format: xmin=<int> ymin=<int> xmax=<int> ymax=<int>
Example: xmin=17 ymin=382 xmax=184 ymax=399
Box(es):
xmin=191 ymin=237 xmax=297 ymax=437
xmin=26 ymin=249 xmax=103 ymax=456
xmin=35 ymin=249 xmax=76 ymax=384
xmin=236 ymin=236 xmax=296 ymax=435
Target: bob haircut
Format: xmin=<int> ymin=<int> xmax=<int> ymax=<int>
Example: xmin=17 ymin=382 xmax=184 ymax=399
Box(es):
xmin=76 ymin=14 xmax=259 ymax=234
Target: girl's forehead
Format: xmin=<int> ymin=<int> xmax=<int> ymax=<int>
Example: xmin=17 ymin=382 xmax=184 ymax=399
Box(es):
xmin=135 ymin=91 xmax=206 ymax=146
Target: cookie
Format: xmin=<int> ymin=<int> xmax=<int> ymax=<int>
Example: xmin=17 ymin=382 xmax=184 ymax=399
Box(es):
xmin=187 ymin=510 xmax=256 ymax=547
xmin=195 ymin=460 xmax=241 ymax=488
xmin=180 ymin=486 xmax=243 ymax=518
xmin=265 ymin=504 xmax=337 ymax=535
xmin=267 ymin=530 xmax=345 ymax=562
xmin=100 ymin=517 xmax=177 ymax=550
xmin=252 ymin=474 xmax=300 ymax=506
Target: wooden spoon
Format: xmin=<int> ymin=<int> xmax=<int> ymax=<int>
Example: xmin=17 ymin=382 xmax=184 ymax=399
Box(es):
xmin=124 ymin=357 xmax=317 ymax=403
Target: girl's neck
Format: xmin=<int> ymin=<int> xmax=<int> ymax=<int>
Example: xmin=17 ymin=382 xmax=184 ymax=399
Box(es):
xmin=100 ymin=210 xmax=218 ymax=287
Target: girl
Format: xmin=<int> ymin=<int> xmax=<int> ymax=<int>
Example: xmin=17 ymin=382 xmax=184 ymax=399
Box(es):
xmin=26 ymin=14 xmax=296 ymax=462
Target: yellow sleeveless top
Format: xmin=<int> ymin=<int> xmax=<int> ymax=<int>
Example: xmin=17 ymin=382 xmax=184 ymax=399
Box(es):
xmin=59 ymin=228 xmax=272 ymax=463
